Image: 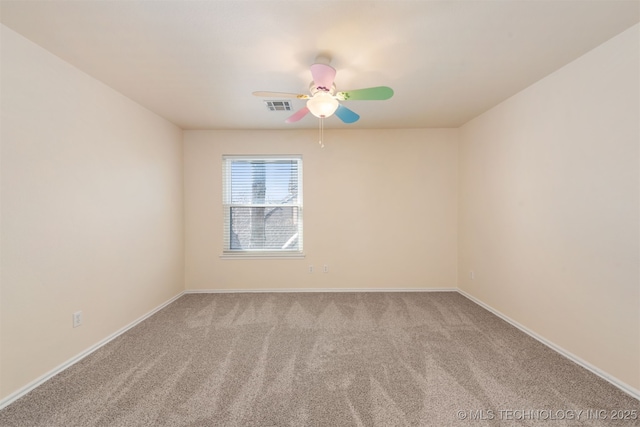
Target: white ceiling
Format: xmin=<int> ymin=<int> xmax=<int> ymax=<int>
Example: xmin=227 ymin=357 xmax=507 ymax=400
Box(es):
xmin=1 ymin=0 xmax=638 ymax=130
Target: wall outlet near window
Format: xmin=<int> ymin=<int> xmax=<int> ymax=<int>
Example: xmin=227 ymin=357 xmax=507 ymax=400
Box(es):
xmin=73 ymin=311 xmax=83 ymax=328
xmin=323 ymin=265 xmax=329 ymax=273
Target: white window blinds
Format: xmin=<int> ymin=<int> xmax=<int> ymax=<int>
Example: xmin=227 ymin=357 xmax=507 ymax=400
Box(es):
xmin=222 ymin=156 xmax=303 ymax=254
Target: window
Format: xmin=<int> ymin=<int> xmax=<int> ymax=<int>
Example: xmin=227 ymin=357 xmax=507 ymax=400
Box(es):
xmin=222 ymin=156 xmax=303 ymax=257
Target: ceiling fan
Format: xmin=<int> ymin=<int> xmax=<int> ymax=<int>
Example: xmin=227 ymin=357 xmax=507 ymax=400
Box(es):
xmin=252 ymin=62 xmax=394 ymax=124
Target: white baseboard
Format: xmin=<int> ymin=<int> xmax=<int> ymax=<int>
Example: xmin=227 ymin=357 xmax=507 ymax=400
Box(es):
xmin=457 ymin=289 xmax=640 ymax=401
xmin=0 ymin=287 xmax=450 ymax=410
xmin=0 ymin=291 xmax=185 ymax=411
xmin=3 ymin=288 xmax=637 ymax=410
xmin=184 ymin=287 xmax=457 ymax=293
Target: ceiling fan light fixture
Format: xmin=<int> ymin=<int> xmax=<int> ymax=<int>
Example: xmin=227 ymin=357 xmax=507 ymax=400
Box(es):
xmin=306 ymin=92 xmax=339 ymax=118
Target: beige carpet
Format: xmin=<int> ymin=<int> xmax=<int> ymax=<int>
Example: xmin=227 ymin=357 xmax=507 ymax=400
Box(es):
xmin=0 ymin=292 xmax=638 ymax=426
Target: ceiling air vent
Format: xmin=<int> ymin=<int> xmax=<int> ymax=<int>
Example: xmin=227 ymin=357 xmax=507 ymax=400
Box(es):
xmin=264 ymin=100 xmax=293 ymax=111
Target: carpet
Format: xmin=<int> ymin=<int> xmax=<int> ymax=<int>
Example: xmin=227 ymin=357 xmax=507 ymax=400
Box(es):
xmin=0 ymin=292 xmax=638 ymax=426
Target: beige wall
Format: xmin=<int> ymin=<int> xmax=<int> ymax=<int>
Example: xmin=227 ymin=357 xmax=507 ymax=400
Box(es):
xmin=184 ymin=129 xmax=458 ymax=291
xmin=458 ymin=24 xmax=639 ymax=391
xmin=0 ymin=26 xmax=184 ymax=399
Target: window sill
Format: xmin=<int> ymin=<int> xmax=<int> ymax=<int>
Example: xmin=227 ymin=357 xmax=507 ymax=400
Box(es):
xmin=220 ymin=252 xmax=305 ymax=260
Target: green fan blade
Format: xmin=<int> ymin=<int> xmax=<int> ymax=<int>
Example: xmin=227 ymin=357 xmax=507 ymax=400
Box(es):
xmin=336 ymin=86 xmax=394 ymax=101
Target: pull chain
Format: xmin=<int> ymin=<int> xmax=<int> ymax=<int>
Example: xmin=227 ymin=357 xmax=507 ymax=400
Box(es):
xmin=318 ymin=117 xmax=325 ymax=148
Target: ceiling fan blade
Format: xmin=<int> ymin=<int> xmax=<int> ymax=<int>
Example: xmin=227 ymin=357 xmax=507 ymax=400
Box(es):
xmin=253 ymin=91 xmax=309 ymax=99
xmin=335 ymin=86 xmax=394 ymax=101
xmin=334 ymin=104 xmax=360 ymax=124
xmin=285 ymin=106 xmax=310 ymax=123
xmin=310 ymin=63 xmax=336 ymax=91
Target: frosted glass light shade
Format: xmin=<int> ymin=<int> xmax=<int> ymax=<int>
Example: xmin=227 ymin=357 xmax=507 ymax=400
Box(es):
xmin=307 ymin=92 xmax=339 ymax=118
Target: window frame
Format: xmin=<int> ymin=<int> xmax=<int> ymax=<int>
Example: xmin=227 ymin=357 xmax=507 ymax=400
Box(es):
xmin=221 ymin=155 xmax=304 ymax=259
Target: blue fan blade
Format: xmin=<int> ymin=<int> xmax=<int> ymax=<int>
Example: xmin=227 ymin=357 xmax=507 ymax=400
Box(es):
xmin=335 ymin=104 xmax=360 ymax=124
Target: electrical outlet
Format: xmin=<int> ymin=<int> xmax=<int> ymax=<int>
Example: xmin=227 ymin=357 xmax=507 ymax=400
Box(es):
xmin=309 ymin=265 xmax=313 ymax=273
xmin=470 ymin=271 xmax=475 ymax=280
xmin=323 ymin=265 xmax=329 ymax=273
xmin=73 ymin=311 xmax=83 ymax=328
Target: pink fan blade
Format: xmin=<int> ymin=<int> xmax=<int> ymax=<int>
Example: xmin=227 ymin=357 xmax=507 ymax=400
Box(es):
xmin=310 ymin=63 xmax=336 ymax=92
xmin=253 ymin=91 xmax=309 ymax=99
xmin=285 ymin=106 xmax=310 ymax=123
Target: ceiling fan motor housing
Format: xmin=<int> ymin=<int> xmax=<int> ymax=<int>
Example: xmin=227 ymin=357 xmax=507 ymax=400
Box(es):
xmin=309 ymin=82 xmax=336 ymax=96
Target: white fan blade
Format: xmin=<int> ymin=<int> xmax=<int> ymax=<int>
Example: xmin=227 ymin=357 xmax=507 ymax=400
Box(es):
xmin=253 ymin=91 xmax=309 ymax=99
